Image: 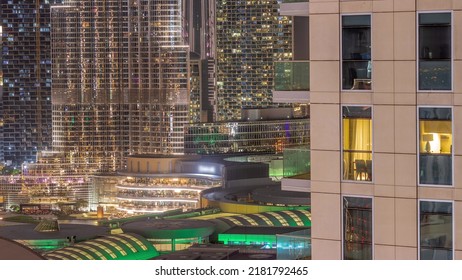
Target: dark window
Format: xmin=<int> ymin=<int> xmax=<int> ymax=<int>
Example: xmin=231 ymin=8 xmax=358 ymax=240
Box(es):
xmin=342 ymin=15 xmax=371 ymax=90
xmin=418 ymin=13 xmax=451 ymax=91
xmin=343 ymin=196 xmax=372 ymax=260
xmin=420 ymin=201 xmax=453 ymax=260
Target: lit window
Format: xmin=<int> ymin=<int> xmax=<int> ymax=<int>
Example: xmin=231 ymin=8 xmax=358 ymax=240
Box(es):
xmin=419 ymin=201 xmax=453 ymax=260
xmin=342 ymin=15 xmax=372 ymax=90
xmin=343 ymin=196 xmax=372 ymax=260
xmin=342 ymin=106 xmax=372 ymax=182
xmin=419 ymin=107 xmax=452 ymax=186
xmin=418 ymin=12 xmax=452 ymax=91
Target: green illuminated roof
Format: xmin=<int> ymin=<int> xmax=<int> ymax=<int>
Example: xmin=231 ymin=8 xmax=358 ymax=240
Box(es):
xmin=34 ymin=220 xmax=60 ymax=232
xmin=215 ymin=210 xmax=311 ymax=228
xmin=44 ymin=233 xmax=159 ymax=260
xmin=120 ymin=219 xmax=215 ymax=240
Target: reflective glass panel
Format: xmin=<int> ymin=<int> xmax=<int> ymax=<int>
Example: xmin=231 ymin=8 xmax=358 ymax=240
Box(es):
xmin=420 ymin=201 xmax=453 ymax=260
xmin=342 ymin=15 xmax=372 ymax=90
xmin=343 ymin=196 xmax=372 ymax=260
xmin=418 ymin=13 xmax=451 ymax=90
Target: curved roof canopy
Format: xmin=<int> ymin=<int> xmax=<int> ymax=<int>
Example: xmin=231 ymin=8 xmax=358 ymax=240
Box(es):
xmin=0 ymin=237 xmax=45 ymax=260
xmin=214 ymin=210 xmax=311 ymax=229
xmin=45 ymin=233 xmax=159 ymax=260
xmin=121 ymin=219 xmax=215 ymax=240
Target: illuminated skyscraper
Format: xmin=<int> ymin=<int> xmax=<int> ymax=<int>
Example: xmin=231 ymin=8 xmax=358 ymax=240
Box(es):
xmin=50 ymin=0 xmax=189 ymax=173
xmin=185 ymin=0 xmax=216 ymax=123
xmin=215 ymin=0 xmax=293 ymax=121
xmin=0 ymin=24 xmax=3 ymax=164
xmin=0 ymin=1 xmax=62 ymax=166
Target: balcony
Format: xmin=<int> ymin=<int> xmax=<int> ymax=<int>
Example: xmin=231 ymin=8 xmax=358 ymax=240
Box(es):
xmin=273 ymin=61 xmax=310 ymax=103
xmin=281 ymin=145 xmax=311 ymax=192
xmin=280 ymin=0 xmax=309 ymax=16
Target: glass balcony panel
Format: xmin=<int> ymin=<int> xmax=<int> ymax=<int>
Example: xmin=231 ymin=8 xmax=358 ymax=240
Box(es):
xmin=342 ymin=61 xmax=371 ymax=90
xmin=419 ymin=154 xmax=452 ymax=185
xmin=274 ymin=61 xmax=310 ymax=91
xmin=420 ymin=201 xmax=453 ymax=260
xmin=343 ymin=151 xmax=372 ymax=182
xmin=419 ymin=60 xmax=451 ymax=91
xmin=283 ymin=145 xmax=310 ymax=179
xmin=343 ymin=196 xmax=372 ymax=260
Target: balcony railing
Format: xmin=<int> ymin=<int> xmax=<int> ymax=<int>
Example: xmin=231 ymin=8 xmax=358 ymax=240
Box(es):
xmin=274 ymin=61 xmax=310 ymax=91
xmin=283 ymin=145 xmax=310 ymax=179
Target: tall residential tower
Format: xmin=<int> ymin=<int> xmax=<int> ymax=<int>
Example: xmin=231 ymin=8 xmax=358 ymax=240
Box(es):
xmin=215 ymin=0 xmax=293 ymax=121
xmin=309 ymin=0 xmax=462 ymax=260
xmin=0 ymin=1 xmax=62 ymax=166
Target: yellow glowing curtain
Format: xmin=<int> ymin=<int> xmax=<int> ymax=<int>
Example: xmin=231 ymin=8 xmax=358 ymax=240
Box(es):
xmin=343 ymin=118 xmax=372 ymax=180
xmin=343 ymin=118 xmax=372 ymax=152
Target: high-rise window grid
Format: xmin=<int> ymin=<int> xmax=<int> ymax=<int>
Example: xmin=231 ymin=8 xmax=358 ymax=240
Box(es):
xmin=215 ymin=0 xmax=293 ymax=121
xmin=0 ymin=1 xmax=62 ymax=165
xmin=184 ymin=119 xmax=309 ymax=154
xmin=50 ymin=0 xmax=190 ymax=173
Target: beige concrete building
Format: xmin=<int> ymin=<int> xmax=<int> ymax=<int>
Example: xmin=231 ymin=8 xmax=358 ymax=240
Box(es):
xmin=304 ymin=0 xmax=462 ymax=260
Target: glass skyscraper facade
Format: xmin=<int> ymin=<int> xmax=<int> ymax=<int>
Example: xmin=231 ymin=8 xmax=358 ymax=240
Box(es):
xmin=215 ymin=0 xmax=292 ymax=121
xmin=50 ymin=0 xmax=190 ymax=173
xmin=1 ymin=0 xmax=62 ymax=166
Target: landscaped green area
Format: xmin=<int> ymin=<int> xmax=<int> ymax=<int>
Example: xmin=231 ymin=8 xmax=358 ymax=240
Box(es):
xmin=3 ymin=215 xmax=39 ymax=224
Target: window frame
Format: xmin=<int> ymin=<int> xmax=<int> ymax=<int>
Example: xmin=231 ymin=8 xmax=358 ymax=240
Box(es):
xmin=341 ymin=195 xmax=374 ymax=260
xmin=341 ymin=105 xmax=374 ymax=184
xmin=417 ymin=105 xmax=454 ymax=187
xmin=418 ymin=199 xmax=454 ymax=260
xmin=416 ymin=10 xmax=453 ymax=92
xmin=340 ymin=13 xmax=373 ymax=92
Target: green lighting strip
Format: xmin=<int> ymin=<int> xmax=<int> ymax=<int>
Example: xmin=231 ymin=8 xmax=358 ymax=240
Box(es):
xmin=76 ymin=244 xmax=107 ymax=260
xmin=264 ymin=212 xmax=289 ymax=226
xmin=251 ymin=213 xmax=275 ymax=226
xmin=85 ymin=241 xmax=117 ymax=259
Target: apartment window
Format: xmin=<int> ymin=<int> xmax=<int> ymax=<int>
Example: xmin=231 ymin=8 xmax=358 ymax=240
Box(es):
xmin=342 ymin=106 xmax=372 ymax=182
xmin=343 ymin=196 xmax=372 ymax=260
xmin=342 ymin=15 xmax=371 ymax=90
xmin=418 ymin=12 xmax=452 ymax=91
xmin=419 ymin=201 xmax=453 ymax=260
xmin=419 ymin=107 xmax=452 ymax=186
